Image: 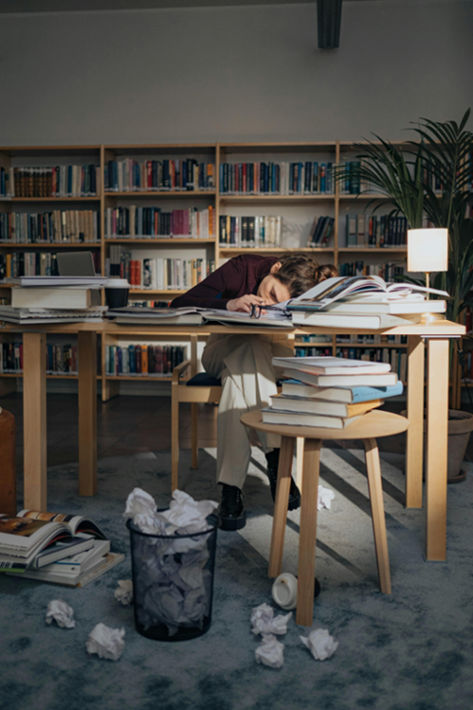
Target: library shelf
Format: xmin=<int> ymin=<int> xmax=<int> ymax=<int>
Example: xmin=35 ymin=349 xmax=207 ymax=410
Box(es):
xmin=0 ymin=139 xmax=414 ymax=396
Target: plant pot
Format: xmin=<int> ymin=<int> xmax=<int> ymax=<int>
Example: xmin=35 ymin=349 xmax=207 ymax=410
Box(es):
xmin=401 ymin=409 xmax=473 ymax=483
xmin=445 ymin=410 xmax=473 ymax=483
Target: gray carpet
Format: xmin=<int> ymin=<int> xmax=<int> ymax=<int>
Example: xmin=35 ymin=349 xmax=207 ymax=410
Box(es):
xmin=1 ymin=445 xmax=472 ymax=710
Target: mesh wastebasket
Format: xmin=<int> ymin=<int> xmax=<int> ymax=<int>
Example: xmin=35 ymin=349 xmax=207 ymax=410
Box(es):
xmin=127 ymin=514 xmax=218 ymax=641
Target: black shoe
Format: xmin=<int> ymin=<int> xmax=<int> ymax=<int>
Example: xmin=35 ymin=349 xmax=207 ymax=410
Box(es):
xmin=265 ymin=449 xmax=301 ymax=511
xmin=218 ymin=484 xmax=246 ymax=531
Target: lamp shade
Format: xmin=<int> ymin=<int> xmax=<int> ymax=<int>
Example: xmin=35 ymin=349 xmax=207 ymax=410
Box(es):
xmin=407 ymin=228 xmax=448 ymax=272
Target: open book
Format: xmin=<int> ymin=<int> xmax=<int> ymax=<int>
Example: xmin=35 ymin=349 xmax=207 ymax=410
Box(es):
xmin=0 ymin=510 xmax=107 ymax=572
xmin=284 ymin=275 xmax=449 ymax=312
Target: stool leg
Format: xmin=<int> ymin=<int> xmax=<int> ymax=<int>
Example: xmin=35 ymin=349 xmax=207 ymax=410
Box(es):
xmin=269 ymin=436 xmax=295 ymax=578
xmin=297 ymin=438 xmax=322 ymax=627
xmin=364 ymin=438 xmax=391 ymax=594
xmin=191 ymin=403 xmax=198 ymax=469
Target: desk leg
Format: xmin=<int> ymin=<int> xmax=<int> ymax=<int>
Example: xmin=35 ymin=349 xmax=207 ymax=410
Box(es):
xmin=297 ymin=438 xmax=321 ymax=627
xmin=425 ymin=338 xmax=449 ymax=561
xmin=22 ymin=332 xmax=47 ymax=510
xmin=406 ymin=336 xmax=424 ymax=508
xmin=78 ymin=332 xmax=97 ymax=496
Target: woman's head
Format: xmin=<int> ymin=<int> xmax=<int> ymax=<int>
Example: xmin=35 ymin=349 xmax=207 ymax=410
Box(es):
xmin=257 ymin=254 xmax=337 ymax=304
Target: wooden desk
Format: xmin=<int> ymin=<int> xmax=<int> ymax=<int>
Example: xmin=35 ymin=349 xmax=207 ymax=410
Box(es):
xmin=1 ymin=318 xmax=464 ymax=561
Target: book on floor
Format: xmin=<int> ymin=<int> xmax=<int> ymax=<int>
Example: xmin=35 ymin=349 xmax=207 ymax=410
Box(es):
xmin=280 ymin=367 xmax=398 ymax=387
xmin=280 ymin=379 xmax=404 ymax=403
xmin=261 ymin=407 xmax=360 ymax=429
xmin=269 ymin=393 xmax=383 ymax=417
xmin=0 ymin=534 xmax=96 ymax=572
xmin=272 ymin=355 xmax=392 ymax=376
xmin=11 ymin=286 xmax=102 ymax=310
xmin=6 ymin=539 xmax=125 ymax=586
xmin=0 ymin=510 xmax=108 ymax=572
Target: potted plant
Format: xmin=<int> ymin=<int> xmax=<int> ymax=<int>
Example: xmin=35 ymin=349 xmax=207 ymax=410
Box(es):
xmin=339 ymin=110 xmax=473 ymax=481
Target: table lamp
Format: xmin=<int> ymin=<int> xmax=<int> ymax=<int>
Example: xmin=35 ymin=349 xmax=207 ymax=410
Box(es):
xmin=407 ymin=227 xmax=448 ymax=321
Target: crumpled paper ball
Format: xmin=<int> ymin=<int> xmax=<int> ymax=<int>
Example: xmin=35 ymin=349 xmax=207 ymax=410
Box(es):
xmin=114 ymin=579 xmax=133 ymax=606
xmin=45 ymin=599 xmax=75 ymax=629
xmin=300 ymin=628 xmax=338 ymax=661
xmin=318 ymin=485 xmax=335 ymax=510
xmin=250 ymin=603 xmax=292 ymax=636
xmin=255 ymin=634 xmax=284 ymax=669
xmin=86 ymin=622 xmax=125 ymax=661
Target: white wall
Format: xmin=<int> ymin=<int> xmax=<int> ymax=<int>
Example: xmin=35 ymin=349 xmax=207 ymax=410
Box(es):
xmin=0 ymin=0 xmax=471 ymax=144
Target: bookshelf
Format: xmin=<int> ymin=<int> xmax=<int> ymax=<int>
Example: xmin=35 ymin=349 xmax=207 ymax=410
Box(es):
xmin=0 ymin=140 xmax=414 ymax=398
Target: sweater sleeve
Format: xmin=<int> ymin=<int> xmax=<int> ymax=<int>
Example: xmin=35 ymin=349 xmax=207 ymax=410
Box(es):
xmin=170 ymin=257 xmax=246 ymax=310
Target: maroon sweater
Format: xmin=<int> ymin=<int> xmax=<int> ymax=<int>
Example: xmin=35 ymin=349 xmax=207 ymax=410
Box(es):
xmin=170 ymin=254 xmax=278 ymax=310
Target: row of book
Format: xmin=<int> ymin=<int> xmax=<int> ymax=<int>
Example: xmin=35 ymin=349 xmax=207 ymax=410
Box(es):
xmin=338 ymin=261 xmax=406 ymax=281
xmin=0 ymin=210 xmax=99 ymax=244
xmin=106 ymin=344 xmax=186 ymax=376
xmin=107 ymin=248 xmax=214 ymax=290
xmin=219 ymin=214 xmax=282 ymax=247
xmin=308 ymin=215 xmax=335 ymax=246
xmin=344 ymin=213 xmax=408 ymax=247
xmin=263 ymin=355 xmax=403 ymax=429
xmin=0 ymin=165 xmax=99 ymax=198
xmin=105 ymin=205 xmax=214 ymax=239
xmin=104 ymin=158 xmax=215 ymax=192
xmin=0 ymin=341 xmax=80 ymax=374
xmin=338 ymin=160 xmax=446 ymax=195
xmin=219 ymin=161 xmax=334 ymax=194
xmin=0 ymin=251 xmax=100 ymax=279
xmin=0 ymin=509 xmax=122 ymax=586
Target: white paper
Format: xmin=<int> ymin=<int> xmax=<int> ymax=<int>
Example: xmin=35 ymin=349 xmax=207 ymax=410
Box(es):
xmin=45 ymin=599 xmax=75 ymax=629
xmin=250 ymin=603 xmax=292 ymax=636
xmin=318 ymin=485 xmax=335 ymax=510
xmin=300 ymin=628 xmax=338 ymax=661
xmin=255 ymin=634 xmax=285 ymax=669
xmin=86 ymin=622 xmax=125 ymax=661
xmin=114 ymin=579 xmax=133 ymax=606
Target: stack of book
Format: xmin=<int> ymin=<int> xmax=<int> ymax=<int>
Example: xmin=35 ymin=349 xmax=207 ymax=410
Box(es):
xmin=0 ymin=275 xmax=108 ymax=324
xmin=264 ymin=355 xmax=403 ymax=428
xmin=0 ymin=509 xmax=123 ymax=587
xmin=285 ymin=274 xmax=449 ymax=329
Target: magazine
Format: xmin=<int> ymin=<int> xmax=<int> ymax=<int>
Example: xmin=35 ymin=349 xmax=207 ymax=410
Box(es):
xmin=0 ymin=509 xmax=107 ymax=570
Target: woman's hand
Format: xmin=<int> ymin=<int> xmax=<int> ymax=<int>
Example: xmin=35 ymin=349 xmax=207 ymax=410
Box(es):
xmin=227 ymin=294 xmax=265 ymax=313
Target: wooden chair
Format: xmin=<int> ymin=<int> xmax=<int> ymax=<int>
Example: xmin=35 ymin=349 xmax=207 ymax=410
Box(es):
xmin=240 ymin=409 xmax=409 ymax=626
xmin=171 ymin=335 xmax=221 ymax=492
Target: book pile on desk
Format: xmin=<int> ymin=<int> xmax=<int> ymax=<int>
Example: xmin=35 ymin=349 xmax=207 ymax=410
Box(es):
xmin=0 ymin=509 xmax=123 ymax=586
xmin=0 ymin=275 xmax=109 ymax=324
xmin=285 ymin=275 xmax=449 ymax=329
xmin=264 ymin=355 xmax=403 ymax=428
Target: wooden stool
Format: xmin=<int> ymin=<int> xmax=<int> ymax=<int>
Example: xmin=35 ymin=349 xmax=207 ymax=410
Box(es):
xmin=240 ymin=410 xmax=408 ymax=626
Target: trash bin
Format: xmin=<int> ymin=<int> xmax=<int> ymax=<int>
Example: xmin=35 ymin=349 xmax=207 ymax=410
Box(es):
xmin=127 ymin=514 xmax=218 ymax=641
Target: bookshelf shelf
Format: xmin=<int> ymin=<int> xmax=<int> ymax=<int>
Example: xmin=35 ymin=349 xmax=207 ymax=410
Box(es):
xmin=0 ymin=139 xmax=412 ymax=397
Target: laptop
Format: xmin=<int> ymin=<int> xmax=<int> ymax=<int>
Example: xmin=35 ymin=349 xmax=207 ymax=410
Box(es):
xmin=56 ymin=251 xmax=96 ymax=277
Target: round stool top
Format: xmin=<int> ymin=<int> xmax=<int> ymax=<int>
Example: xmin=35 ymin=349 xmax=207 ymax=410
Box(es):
xmin=241 ymin=409 xmax=408 ymax=440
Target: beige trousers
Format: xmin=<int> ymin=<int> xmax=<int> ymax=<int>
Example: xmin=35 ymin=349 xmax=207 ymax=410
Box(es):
xmin=202 ymin=333 xmax=292 ymax=489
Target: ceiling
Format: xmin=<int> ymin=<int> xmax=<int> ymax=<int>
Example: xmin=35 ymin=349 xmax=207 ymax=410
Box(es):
xmin=0 ymin=0 xmax=367 ymax=13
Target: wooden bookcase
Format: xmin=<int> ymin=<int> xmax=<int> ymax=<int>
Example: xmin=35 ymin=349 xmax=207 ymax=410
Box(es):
xmin=0 ymin=140 xmax=411 ymax=398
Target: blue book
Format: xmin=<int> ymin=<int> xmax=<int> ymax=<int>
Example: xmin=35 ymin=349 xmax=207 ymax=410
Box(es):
xmin=280 ymin=378 xmax=403 ymax=404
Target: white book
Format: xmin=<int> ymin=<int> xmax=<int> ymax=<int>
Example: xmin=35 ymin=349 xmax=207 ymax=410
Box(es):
xmin=281 ymin=367 xmax=398 ymax=387
xmin=11 ymin=287 xmax=102 ymax=309
xmin=302 ymin=298 xmax=447 ymax=315
xmin=262 ymin=407 xmax=360 ymax=429
xmin=269 ymin=393 xmax=383 ymax=417
xmin=290 ymin=311 xmax=410 ymax=329
xmin=11 ymin=551 xmax=124 ymax=587
xmin=272 ymin=355 xmax=392 ymax=375
xmin=280 ymin=379 xmax=404 ymax=403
